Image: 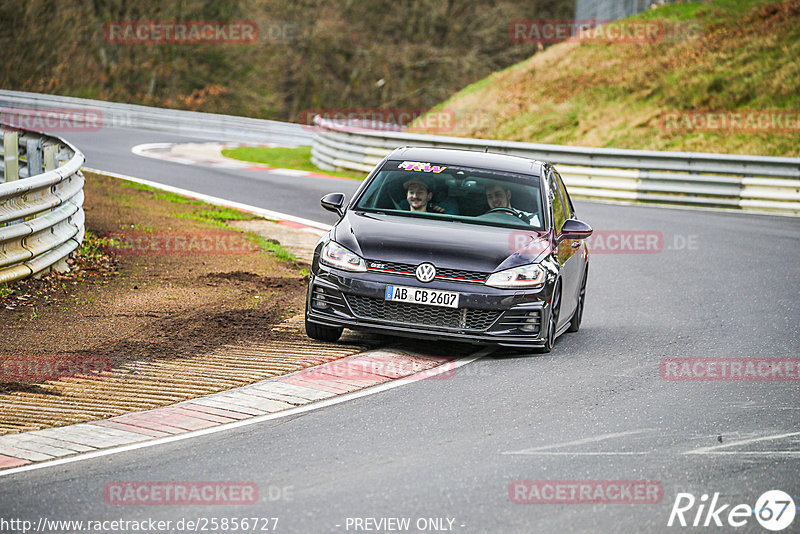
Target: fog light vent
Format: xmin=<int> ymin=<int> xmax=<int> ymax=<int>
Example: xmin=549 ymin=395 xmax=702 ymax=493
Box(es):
xmin=311 ymin=286 xmax=330 ymax=310
xmin=520 ymin=311 xmax=541 ymax=333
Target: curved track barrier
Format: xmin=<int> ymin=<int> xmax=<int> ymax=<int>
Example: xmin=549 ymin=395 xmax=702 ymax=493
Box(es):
xmin=0 ymin=90 xmax=312 ymax=146
xmin=0 ymin=124 xmax=85 ymax=283
xmin=311 ymin=116 xmax=800 ymax=215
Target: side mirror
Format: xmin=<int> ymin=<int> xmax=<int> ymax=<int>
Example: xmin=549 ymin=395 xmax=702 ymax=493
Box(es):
xmin=321 ymin=193 xmax=346 ymax=216
xmin=559 ymin=218 xmax=593 ymax=241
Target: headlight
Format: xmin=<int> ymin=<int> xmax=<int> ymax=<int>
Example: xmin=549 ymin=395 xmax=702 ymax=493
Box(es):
xmin=320 ymin=241 xmax=367 ymax=272
xmin=485 ymin=264 xmax=545 ymax=288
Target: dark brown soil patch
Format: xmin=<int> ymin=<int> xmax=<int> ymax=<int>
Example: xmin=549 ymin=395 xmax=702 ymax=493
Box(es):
xmin=0 ymin=172 xmax=306 ymax=393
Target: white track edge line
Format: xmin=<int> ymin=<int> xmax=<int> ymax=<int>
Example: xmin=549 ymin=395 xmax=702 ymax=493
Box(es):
xmin=502 ymin=429 xmax=654 ymax=454
xmin=132 ymin=143 xmax=248 ymax=169
xmin=0 ymin=349 xmax=491 ymax=478
xmin=683 ymin=431 xmax=800 ymax=454
xmin=83 ymin=167 xmax=332 ymax=231
xmin=130 ymin=142 xmax=173 ymax=154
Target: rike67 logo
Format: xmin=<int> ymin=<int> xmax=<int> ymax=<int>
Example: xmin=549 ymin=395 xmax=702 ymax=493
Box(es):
xmin=668 ymin=490 xmax=796 ymax=531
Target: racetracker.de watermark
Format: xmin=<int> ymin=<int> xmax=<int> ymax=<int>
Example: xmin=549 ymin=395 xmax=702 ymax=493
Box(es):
xmin=1 ymin=357 xmax=111 ymax=381
xmin=301 ymin=108 xmax=494 ymax=133
xmin=103 ymin=21 xmax=259 ymax=45
xmin=509 ymin=480 xmax=663 ymax=504
xmin=104 ymin=232 xmax=259 ymax=255
xmin=660 ymin=110 xmax=800 ymax=134
xmin=293 ymin=356 xmax=471 ymax=381
xmin=660 ymin=358 xmax=800 ymax=381
xmin=586 ymin=230 xmax=666 ymax=254
xmin=508 ymin=230 xmax=698 ymax=255
xmin=0 ymin=107 xmax=104 ymax=132
xmin=509 ymin=19 xmax=664 ymax=43
xmin=104 ymin=482 xmax=269 ymax=505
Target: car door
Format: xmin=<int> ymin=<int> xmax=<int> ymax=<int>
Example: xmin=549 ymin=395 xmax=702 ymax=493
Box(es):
xmin=547 ymin=168 xmax=581 ymax=326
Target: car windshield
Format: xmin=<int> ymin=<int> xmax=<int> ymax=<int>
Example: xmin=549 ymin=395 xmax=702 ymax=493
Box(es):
xmin=354 ymin=159 xmax=544 ymax=230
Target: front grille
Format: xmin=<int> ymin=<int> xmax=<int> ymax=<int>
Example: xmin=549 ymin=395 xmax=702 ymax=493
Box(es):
xmin=346 ymin=295 xmax=500 ymax=331
xmin=437 ymin=267 xmax=489 ymax=282
xmin=366 ymin=260 xmax=488 ymax=283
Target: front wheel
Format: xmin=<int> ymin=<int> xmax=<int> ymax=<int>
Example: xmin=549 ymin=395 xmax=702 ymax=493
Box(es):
xmin=567 ymin=267 xmax=587 ymax=333
xmin=305 ymin=317 xmax=343 ymax=342
xmin=537 ymin=282 xmax=561 ymax=354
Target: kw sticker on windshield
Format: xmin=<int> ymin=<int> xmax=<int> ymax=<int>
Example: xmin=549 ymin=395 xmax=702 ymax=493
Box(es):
xmin=398 ymin=161 xmax=447 ymax=173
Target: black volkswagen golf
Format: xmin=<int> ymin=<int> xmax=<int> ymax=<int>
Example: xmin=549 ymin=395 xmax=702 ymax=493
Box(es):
xmin=304 ymin=147 xmax=593 ymax=352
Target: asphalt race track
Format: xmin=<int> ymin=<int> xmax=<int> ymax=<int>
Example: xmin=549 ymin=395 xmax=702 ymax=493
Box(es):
xmin=65 ymin=128 xmax=360 ymax=224
xmin=1 ymin=126 xmax=798 ymax=533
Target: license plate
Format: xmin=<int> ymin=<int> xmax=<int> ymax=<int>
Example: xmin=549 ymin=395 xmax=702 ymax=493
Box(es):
xmin=384 ymin=285 xmax=459 ymax=308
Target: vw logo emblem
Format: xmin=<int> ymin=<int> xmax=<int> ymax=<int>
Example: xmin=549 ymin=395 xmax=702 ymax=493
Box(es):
xmin=415 ymin=263 xmax=436 ymax=283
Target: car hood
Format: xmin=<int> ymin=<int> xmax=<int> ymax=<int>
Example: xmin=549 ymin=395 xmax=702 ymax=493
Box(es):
xmin=334 ymin=211 xmax=550 ymax=272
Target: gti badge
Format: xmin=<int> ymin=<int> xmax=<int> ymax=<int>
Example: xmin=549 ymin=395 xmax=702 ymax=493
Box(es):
xmin=415 ymin=263 xmax=436 ymax=283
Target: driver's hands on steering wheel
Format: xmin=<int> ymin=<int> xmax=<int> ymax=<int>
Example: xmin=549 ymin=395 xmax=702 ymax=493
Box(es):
xmin=486 ymin=207 xmax=530 ymax=223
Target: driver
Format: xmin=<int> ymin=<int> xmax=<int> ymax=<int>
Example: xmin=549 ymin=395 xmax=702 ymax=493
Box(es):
xmin=404 ymin=176 xmax=445 ymax=213
xmin=485 ymin=183 xmax=513 ymax=211
xmin=484 ymin=182 xmax=538 ymax=225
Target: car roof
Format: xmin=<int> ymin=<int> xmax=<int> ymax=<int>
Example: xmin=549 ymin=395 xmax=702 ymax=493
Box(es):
xmin=387 ymin=147 xmax=546 ymax=177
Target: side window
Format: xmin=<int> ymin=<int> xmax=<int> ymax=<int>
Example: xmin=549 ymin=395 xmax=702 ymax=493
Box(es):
xmin=554 ymin=171 xmax=573 ymax=220
xmin=547 ymin=170 xmax=565 ymax=233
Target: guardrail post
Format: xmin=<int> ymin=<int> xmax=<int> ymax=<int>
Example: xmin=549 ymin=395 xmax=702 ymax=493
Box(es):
xmin=43 ymin=144 xmax=57 ymax=171
xmin=26 ymin=137 xmax=43 ymax=176
xmin=3 ymin=131 xmax=19 ymax=182
xmin=44 ymin=257 xmax=71 ymax=277
xmin=56 ymin=149 xmax=71 ymax=169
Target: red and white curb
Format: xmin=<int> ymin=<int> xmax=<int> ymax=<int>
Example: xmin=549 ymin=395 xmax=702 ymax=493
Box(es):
xmin=0 ymin=348 xmax=489 ymax=475
xmin=131 ymin=142 xmax=348 ymax=180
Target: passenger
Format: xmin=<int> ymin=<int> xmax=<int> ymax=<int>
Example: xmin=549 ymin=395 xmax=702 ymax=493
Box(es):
xmin=403 ymin=176 xmax=445 ymax=213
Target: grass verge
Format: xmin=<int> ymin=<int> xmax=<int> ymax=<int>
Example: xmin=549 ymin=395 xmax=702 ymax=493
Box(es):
xmin=119 ymin=179 xmax=299 ymax=262
xmin=222 ymin=146 xmax=367 ymax=180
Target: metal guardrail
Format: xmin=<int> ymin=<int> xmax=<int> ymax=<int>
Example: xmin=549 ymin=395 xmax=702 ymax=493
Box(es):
xmin=0 ymin=124 xmax=85 ymax=284
xmin=2 ymin=92 xmax=797 ymax=215
xmin=311 ymin=116 xmax=800 ymax=215
xmin=576 ymin=0 xmax=665 ymax=21
xmin=0 ymin=90 xmax=313 ymax=146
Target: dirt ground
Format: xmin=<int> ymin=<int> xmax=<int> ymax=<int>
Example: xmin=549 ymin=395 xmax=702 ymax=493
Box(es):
xmin=0 ymin=172 xmax=381 ymax=434
xmin=1 ymin=172 xmax=309 ymax=384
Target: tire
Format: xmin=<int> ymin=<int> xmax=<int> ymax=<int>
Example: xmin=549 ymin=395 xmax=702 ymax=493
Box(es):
xmin=567 ymin=267 xmax=588 ymax=333
xmin=305 ymin=317 xmax=343 ymax=342
xmin=537 ymin=282 xmax=561 ymax=354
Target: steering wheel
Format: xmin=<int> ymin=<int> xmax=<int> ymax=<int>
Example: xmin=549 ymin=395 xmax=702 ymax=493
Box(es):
xmin=486 ymin=207 xmax=530 ymax=222
xmin=486 ymin=207 xmax=518 ymax=216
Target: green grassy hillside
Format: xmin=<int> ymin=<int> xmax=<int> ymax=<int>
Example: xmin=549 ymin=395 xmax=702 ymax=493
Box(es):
xmin=414 ymin=0 xmax=800 ymax=157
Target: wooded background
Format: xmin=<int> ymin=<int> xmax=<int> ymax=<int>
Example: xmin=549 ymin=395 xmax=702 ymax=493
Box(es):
xmin=0 ymin=0 xmax=574 ymax=121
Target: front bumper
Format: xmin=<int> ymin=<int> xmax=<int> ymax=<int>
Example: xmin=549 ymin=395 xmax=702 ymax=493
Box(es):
xmin=305 ymin=266 xmax=555 ymax=348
